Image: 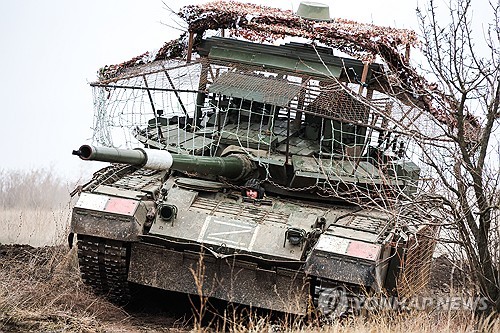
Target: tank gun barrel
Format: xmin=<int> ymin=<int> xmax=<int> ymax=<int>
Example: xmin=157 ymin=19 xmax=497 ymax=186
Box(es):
xmin=72 ymin=145 xmax=252 ymax=180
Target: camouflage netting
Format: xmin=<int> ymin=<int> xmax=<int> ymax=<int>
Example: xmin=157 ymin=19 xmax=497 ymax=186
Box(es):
xmin=96 ymin=1 xmax=480 ymax=137
xmin=98 ymin=34 xmax=188 ymax=82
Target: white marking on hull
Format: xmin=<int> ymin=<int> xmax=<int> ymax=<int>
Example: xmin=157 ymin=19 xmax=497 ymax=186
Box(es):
xmin=248 ymin=225 xmax=260 ymax=251
xmin=197 ymin=216 xmax=212 ymax=242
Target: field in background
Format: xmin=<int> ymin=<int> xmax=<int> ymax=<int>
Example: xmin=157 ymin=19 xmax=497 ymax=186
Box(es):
xmin=0 ymin=168 xmax=75 ymax=247
xmin=0 ymin=208 xmax=71 ymax=246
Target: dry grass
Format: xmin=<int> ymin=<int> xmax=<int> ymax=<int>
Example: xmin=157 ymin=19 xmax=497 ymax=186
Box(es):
xmin=0 ymin=168 xmax=130 ymax=332
xmin=0 ymin=208 xmax=71 ymax=247
xmin=212 ymin=310 xmax=499 ymax=333
xmin=317 ymin=313 xmax=499 ymax=333
xmin=0 ymin=245 xmax=131 ymax=333
xmin=0 ymin=168 xmax=75 ymax=247
xmin=0 ymin=168 xmax=71 ymax=210
xmin=184 ymin=308 xmax=499 ymax=333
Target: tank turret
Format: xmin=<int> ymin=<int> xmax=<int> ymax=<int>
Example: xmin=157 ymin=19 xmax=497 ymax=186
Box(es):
xmin=72 ymin=144 xmax=253 ymax=181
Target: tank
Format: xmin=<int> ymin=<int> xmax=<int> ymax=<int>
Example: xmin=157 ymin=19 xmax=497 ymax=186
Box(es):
xmin=70 ymin=2 xmax=439 ymax=317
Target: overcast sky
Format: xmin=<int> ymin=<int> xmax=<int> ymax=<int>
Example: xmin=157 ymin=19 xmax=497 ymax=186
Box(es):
xmin=0 ymin=0 xmax=434 ymax=181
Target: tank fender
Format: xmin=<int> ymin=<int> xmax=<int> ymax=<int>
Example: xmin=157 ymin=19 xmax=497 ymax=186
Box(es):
xmin=305 ymin=233 xmax=385 ymax=289
xmin=71 ymin=192 xmax=148 ymax=242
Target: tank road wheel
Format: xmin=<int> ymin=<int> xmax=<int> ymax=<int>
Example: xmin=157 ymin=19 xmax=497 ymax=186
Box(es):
xmin=77 ymin=235 xmax=131 ymax=304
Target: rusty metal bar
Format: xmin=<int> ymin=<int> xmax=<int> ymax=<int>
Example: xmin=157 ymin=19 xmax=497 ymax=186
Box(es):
xmin=187 ymin=31 xmax=194 ymax=63
xmin=194 ymin=60 xmax=210 ymax=131
xmin=293 ymin=78 xmax=309 ymax=129
xmin=358 ymin=62 xmax=370 ymax=94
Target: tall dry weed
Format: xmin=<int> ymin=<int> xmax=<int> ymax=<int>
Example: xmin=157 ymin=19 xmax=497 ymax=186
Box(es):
xmin=0 ymin=208 xmax=71 ymax=246
xmin=214 ymin=310 xmax=499 ymax=333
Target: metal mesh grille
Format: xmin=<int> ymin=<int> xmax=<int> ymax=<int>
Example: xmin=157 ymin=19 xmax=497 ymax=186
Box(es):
xmin=209 ymin=72 xmax=302 ymax=107
xmin=305 ymin=84 xmax=370 ymax=122
xmin=202 ymin=61 xmax=377 ymax=122
xmin=113 ymin=169 xmax=163 ymax=191
xmin=190 ymin=197 xmax=289 ymax=224
xmin=398 ymin=225 xmax=439 ymax=296
xmin=346 ymin=216 xmax=386 ymax=234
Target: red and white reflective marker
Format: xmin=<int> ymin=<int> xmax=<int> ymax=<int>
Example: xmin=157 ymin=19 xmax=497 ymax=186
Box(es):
xmin=75 ymin=193 xmax=138 ymax=216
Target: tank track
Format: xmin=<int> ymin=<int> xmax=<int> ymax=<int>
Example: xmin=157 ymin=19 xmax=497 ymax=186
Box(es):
xmin=77 ymin=235 xmax=131 ymax=304
xmin=312 ymin=278 xmax=359 ymax=321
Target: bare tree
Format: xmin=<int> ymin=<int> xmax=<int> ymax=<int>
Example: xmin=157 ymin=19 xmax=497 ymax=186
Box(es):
xmin=416 ymin=0 xmax=500 ymax=312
